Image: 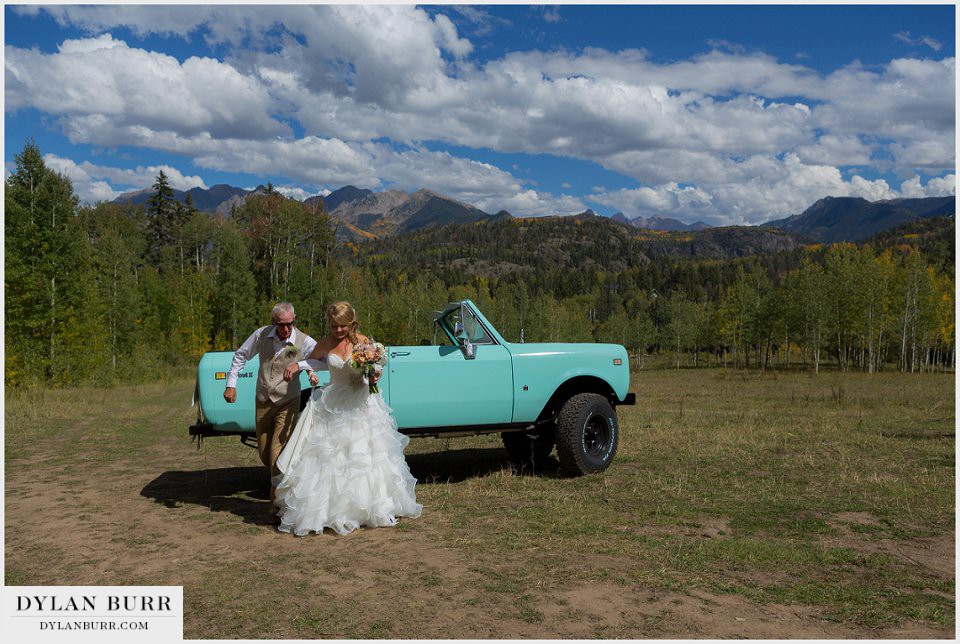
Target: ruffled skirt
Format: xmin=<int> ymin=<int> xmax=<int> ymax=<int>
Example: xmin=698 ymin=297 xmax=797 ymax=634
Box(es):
xmin=272 ymin=384 xmax=422 ymax=536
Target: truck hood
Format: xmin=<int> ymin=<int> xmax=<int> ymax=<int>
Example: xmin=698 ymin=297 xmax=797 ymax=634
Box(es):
xmin=506 ymin=342 xmax=626 ymax=359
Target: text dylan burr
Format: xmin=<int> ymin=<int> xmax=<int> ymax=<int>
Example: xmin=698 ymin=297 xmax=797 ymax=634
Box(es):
xmin=17 ymin=595 xmax=172 ymax=612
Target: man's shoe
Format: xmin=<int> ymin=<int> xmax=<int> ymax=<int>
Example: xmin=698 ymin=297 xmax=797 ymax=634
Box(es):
xmin=267 ymin=513 xmax=281 ymax=526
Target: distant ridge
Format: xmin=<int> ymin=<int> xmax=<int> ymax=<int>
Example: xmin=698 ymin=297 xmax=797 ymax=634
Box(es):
xmin=325 ymin=188 xmax=500 ymax=240
xmin=213 ymin=185 xmax=272 ymax=216
xmin=611 ymin=211 xmax=710 ymax=232
xmin=306 ymin=185 xmax=373 ymax=212
xmin=111 ymin=180 xmax=954 ymax=244
xmin=764 ymin=195 xmax=955 ymax=242
xmin=190 ymin=184 xmax=249 ymax=211
xmin=363 ymin=213 xmax=806 ymax=285
xmin=114 ymin=184 xmax=249 ymax=211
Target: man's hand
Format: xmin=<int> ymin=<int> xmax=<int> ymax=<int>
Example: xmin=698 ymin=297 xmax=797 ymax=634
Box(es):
xmin=223 ymin=387 xmax=237 ymax=403
xmin=283 ymin=363 xmax=299 ymax=382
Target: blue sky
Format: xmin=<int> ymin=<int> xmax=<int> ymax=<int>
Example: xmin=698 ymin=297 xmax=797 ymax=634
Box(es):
xmin=4 ymin=3 xmax=956 ymax=225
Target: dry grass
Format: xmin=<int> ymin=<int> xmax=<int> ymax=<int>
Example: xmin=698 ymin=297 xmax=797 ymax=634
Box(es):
xmin=5 ymin=368 xmax=954 ymax=638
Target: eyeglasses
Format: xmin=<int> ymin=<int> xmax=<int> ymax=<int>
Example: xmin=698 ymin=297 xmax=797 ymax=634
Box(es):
xmin=273 ymin=320 xmax=295 ymax=328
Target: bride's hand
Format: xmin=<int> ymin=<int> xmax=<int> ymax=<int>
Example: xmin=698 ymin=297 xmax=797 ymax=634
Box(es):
xmin=307 ymin=371 xmax=319 ymax=386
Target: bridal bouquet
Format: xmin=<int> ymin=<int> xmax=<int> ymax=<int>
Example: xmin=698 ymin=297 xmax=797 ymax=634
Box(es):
xmin=349 ymin=340 xmax=388 ymax=394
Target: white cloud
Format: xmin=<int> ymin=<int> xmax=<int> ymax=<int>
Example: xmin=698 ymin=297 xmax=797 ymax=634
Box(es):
xmin=591 ymin=183 xmax=718 ymax=223
xmin=40 ymin=140 xmax=586 ymax=216
xmin=889 ymin=138 xmax=956 ymax=173
xmin=589 ymin=154 xmax=951 ymax=225
xmin=275 ymin=186 xmax=314 ymax=201
xmin=810 ymin=57 xmax=955 ymax=173
xmin=449 ymin=6 xmax=512 ymax=37
xmin=494 ymin=190 xmax=587 ymax=217
xmin=433 ymin=13 xmax=473 ymax=58
xmin=6 ymin=36 xmax=287 ymax=139
xmin=846 ymin=175 xmax=897 ymax=202
xmin=8 ymin=6 xmax=955 ymax=224
xmin=42 ymin=155 xmax=123 ymax=203
xmin=899 ymin=174 xmax=956 ymax=198
xmin=542 ymin=8 xmax=562 ymax=24
xmin=42 ymin=154 xmax=207 ymax=203
xmin=924 ymin=174 xmax=956 ymax=196
xmin=58 ymin=32 xmax=123 ymax=54
xmin=894 ymin=31 xmax=943 ymax=52
xmin=793 ymin=134 xmax=874 ymax=167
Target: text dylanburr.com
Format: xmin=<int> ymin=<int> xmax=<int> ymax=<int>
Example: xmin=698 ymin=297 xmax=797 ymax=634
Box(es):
xmin=2 ymin=586 xmax=183 ymax=643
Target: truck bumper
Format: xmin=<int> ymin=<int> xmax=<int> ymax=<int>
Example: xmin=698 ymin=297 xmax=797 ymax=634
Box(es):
xmin=189 ymin=423 xmax=253 ymax=439
xmin=616 ymin=393 xmax=636 ymax=406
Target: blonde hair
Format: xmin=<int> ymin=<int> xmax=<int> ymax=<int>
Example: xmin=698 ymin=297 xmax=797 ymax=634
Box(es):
xmin=326 ymin=301 xmax=360 ymax=346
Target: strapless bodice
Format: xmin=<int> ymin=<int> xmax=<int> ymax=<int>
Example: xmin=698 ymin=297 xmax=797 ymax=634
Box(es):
xmin=317 ymin=353 xmax=368 ymax=412
xmin=326 ymin=353 xmax=364 ymax=387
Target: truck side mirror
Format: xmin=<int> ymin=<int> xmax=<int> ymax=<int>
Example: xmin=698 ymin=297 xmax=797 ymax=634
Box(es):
xmin=458 ymin=336 xmax=475 ymax=359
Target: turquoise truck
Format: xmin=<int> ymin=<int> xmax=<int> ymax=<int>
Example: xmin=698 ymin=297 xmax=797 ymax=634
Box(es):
xmin=190 ymin=300 xmax=635 ymax=475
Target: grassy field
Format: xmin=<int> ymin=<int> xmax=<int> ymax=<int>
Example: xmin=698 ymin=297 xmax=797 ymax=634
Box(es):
xmin=5 ymin=367 xmax=955 ymax=638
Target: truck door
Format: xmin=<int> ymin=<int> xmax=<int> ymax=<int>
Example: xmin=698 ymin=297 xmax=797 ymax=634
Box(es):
xmin=386 ymin=306 xmax=514 ymax=429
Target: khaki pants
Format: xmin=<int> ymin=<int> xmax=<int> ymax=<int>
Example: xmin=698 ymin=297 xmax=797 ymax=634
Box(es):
xmin=255 ymin=396 xmax=300 ymax=504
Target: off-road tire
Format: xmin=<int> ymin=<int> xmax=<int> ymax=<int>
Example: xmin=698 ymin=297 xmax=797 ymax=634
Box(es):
xmin=555 ymin=393 xmax=618 ymax=476
xmin=501 ymin=425 xmax=556 ymax=471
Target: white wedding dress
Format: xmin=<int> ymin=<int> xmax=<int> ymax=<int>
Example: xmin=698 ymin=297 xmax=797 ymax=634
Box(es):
xmin=272 ymin=353 xmax=422 ymax=536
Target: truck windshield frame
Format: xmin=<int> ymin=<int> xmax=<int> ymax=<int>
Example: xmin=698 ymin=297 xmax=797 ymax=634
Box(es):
xmin=439 ymin=302 xmax=498 ymax=346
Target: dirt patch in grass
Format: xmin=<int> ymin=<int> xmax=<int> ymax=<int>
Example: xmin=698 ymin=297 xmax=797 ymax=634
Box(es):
xmin=533 ymin=581 xmax=952 ymax=639
xmin=542 ymin=583 xmax=945 ymax=639
xmin=625 ymin=516 xmax=734 ymax=540
xmin=823 ymin=512 xmax=955 ymax=580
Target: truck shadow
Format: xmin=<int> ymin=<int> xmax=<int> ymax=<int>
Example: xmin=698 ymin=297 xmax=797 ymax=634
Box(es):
xmin=406 ymin=448 xmax=566 ymax=483
xmin=140 ymin=449 xmax=564 ymax=523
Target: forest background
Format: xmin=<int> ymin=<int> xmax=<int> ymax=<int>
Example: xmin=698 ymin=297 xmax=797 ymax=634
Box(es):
xmin=4 ymin=140 xmax=955 ymax=389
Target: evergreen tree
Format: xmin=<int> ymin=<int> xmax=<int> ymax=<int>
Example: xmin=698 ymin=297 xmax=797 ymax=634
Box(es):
xmin=146 ymin=170 xmax=177 ymax=266
xmin=211 ymin=219 xmax=257 ymax=350
xmin=4 ymin=139 xmax=89 ymax=384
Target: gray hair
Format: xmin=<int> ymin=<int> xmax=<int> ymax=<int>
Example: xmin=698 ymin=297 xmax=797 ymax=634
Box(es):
xmin=271 ymin=302 xmax=295 ymax=319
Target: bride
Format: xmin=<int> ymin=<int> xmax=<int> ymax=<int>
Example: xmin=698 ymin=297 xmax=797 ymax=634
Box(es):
xmin=274 ymin=301 xmax=421 ymax=536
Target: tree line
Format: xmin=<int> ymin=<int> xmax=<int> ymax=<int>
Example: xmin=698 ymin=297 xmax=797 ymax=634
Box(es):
xmin=4 ymin=140 xmax=954 ymax=387
xmin=357 ymin=214 xmax=954 ymax=374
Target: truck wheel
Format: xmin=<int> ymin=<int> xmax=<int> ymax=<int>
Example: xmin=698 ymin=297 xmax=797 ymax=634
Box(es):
xmin=555 ymin=393 xmax=618 ymax=476
xmin=501 ymin=425 xmax=556 ymax=471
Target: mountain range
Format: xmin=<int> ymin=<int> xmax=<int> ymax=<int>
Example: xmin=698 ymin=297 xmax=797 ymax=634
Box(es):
xmin=307 ymin=186 xmax=507 ymax=240
xmin=763 ymin=195 xmax=955 ymax=243
xmin=610 ymin=211 xmax=710 ymax=231
xmin=115 ymin=183 xmax=503 ymax=240
xmin=114 ymin=184 xmax=249 ymax=214
xmin=113 ymin=183 xmax=954 ymax=244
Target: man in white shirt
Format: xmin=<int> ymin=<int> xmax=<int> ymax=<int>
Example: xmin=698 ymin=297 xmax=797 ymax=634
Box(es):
xmin=224 ymin=301 xmax=325 ymax=525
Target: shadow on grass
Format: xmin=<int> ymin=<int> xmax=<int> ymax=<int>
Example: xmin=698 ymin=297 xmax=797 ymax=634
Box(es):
xmin=140 ymin=448 xmax=565 ymax=522
xmin=140 ymin=466 xmax=273 ymax=525
xmin=406 ymin=447 xmax=566 ymax=483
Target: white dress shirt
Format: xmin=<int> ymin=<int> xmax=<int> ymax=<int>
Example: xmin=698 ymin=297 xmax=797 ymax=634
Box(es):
xmin=225 ymin=326 xmax=326 ymax=388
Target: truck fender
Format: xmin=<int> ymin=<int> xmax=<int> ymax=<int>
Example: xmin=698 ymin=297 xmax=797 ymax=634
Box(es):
xmin=535 ymin=375 xmax=618 ymax=424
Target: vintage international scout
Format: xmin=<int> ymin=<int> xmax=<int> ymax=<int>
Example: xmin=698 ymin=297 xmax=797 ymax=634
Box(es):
xmin=190 ymin=300 xmax=635 ymax=475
